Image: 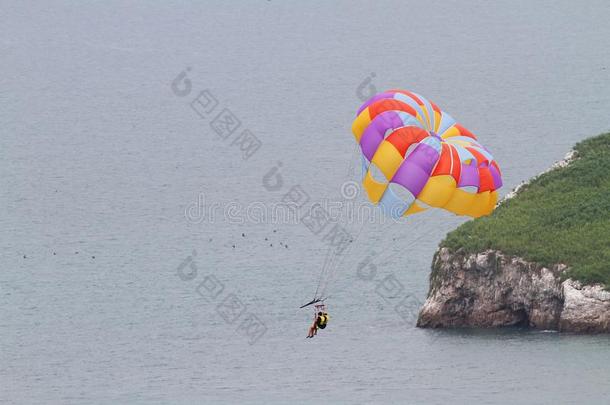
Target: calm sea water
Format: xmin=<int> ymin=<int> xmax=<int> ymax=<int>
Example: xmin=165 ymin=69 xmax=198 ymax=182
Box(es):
xmin=2 ymin=1 xmax=610 ymax=404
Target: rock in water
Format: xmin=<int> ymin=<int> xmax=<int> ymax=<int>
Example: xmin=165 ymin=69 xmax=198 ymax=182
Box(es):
xmin=417 ymin=248 xmax=610 ymax=333
xmin=560 ymin=280 xmax=610 ymax=332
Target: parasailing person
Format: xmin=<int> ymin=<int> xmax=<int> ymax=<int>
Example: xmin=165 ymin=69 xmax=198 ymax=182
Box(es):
xmin=306 ymin=303 xmax=329 ymax=338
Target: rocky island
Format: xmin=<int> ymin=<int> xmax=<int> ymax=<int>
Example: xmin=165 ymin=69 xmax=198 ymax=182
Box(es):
xmin=418 ymin=133 xmax=610 ymax=333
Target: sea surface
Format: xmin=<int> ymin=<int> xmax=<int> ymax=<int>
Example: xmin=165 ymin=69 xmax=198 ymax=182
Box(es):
xmin=2 ymin=1 xmax=610 ymax=404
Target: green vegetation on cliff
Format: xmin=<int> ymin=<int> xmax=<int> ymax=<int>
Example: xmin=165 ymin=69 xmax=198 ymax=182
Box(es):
xmin=441 ymin=132 xmax=610 ymax=287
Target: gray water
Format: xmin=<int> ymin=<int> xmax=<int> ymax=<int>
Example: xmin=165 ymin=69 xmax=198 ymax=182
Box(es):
xmin=2 ymin=1 xmax=610 ymax=404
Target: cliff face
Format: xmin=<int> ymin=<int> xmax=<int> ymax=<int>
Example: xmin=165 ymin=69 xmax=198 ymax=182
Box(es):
xmin=417 ymin=248 xmax=610 ymax=333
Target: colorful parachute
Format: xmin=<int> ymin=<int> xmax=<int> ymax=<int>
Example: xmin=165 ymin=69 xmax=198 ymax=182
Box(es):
xmin=352 ymin=90 xmax=502 ymax=218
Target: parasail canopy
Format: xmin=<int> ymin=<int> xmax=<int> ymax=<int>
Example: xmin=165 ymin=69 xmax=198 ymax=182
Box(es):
xmin=352 ymin=89 xmax=502 ymax=218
